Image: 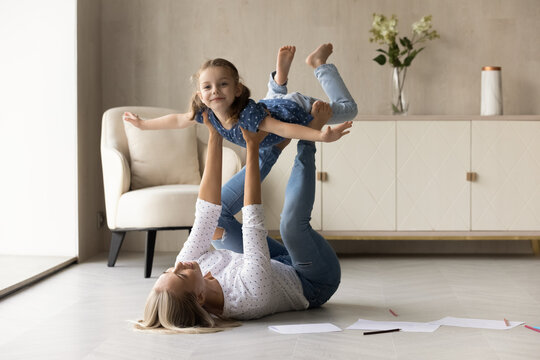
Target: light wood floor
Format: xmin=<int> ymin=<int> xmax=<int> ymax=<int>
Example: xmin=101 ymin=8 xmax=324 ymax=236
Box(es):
xmin=0 ymin=255 xmax=76 ymax=298
xmin=1 ymin=252 xmax=539 ymax=359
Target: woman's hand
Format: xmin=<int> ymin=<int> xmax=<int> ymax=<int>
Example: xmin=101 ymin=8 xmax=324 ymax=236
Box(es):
xmin=123 ymin=112 xmax=143 ymax=128
xmin=240 ymin=128 xmax=268 ymax=146
xmin=201 ymin=111 xmax=221 ymax=138
xmin=241 ymin=127 xmax=264 ymax=206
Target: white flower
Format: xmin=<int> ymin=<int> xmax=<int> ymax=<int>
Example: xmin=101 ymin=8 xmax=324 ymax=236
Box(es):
xmin=412 ymin=15 xmax=432 ymax=35
xmin=370 ymin=14 xmax=398 ymax=45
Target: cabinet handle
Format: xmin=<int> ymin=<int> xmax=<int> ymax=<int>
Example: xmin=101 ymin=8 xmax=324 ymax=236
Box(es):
xmin=466 ymin=172 xmax=478 ymax=182
xmin=317 ymin=171 xmax=328 ymax=181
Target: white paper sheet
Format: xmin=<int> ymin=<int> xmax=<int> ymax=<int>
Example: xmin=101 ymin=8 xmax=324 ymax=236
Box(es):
xmin=268 ymin=323 xmax=342 ymax=334
xmin=429 ymin=316 xmax=524 ymax=330
xmin=346 ymin=318 xmax=440 ymax=333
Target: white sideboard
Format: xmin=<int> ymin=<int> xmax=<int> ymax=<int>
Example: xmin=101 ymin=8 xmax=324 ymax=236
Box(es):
xmin=261 ymin=115 xmax=540 ymax=254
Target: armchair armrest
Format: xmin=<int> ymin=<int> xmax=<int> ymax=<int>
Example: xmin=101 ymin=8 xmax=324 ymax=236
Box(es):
xmin=197 ymin=140 xmax=242 ymax=184
xmin=101 ymin=145 xmax=131 ymax=230
xmin=222 ymin=146 xmax=242 ymax=183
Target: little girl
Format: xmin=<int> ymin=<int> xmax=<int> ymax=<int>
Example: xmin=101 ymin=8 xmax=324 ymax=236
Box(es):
xmin=123 ymin=43 xmax=357 ymax=147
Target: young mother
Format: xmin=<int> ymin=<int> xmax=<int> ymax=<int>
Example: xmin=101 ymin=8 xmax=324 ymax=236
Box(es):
xmin=136 ymin=111 xmax=344 ymax=333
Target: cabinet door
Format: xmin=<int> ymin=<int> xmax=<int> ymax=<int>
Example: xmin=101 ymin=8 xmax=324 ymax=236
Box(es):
xmin=472 ymin=121 xmax=540 ymax=230
xmin=322 ymin=121 xmax=395 ymax=230
xmin=397 ymin=121 xmax=470 ymax=230
xmin=262 ymin=140 xmax=322 ymax=231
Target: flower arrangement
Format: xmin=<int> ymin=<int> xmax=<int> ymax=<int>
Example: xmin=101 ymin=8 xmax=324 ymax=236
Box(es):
xmin=369 ymin=14 xmax=439 ymax=114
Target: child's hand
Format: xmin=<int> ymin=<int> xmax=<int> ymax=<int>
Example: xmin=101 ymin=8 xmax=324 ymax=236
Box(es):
xmin=123 ymin=112 xmax=142 ymax=128
xmin=320 ymin=121 xmax=353 ymax=142
xmin=240 ymin=127 xmax=268 ymax=146
xmin=201 ymin=111 xmax=220 ymax=137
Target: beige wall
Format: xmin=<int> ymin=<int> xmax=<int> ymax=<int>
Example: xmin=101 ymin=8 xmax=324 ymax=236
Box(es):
xmin=79 ymin=0 xmax=540 ymax=257
xmin=78 ymin=0 xmax=107 ymax=261
xmin=101 ymin=0 xmax=540 ymax=115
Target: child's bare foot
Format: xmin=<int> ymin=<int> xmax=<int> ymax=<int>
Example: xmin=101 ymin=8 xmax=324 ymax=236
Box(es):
xmin=275 ymin=46 xmax=296 ymax=86
xmin=309 ymin=101 xmax=333 ymax=130
xmin=305 ymin=43 xmax=333 ymax=68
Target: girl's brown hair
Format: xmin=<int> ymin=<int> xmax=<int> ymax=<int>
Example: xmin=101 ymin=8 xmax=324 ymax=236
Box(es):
xmin=189 ymin=58 xmax=251 ymax=125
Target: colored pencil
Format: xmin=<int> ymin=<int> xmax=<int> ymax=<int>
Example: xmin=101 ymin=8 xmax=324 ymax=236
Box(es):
xmin=364 ymin=328 xmax=401 ymax=335
xmin=524 ymin=325 xmax=540 ymax=333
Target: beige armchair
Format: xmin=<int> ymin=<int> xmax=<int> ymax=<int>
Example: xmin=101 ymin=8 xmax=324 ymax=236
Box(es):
xmin=101 ymin=106 xmax=243 ymax=277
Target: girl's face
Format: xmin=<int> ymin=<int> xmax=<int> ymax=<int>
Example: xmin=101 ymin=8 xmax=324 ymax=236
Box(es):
xmin=154 ymin=261 xmax=206 ymax=303
xmin=197 ymin=66 xmax=242 ymax=117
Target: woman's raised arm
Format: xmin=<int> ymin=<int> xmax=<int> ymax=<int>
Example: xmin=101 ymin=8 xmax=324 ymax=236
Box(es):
xmin=241 ymin=128 xmax=268 ymax=206
xmin=198 ymin=112 xmax=223 ymax=205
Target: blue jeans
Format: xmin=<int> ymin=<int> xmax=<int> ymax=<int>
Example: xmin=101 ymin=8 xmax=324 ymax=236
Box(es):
xmin=214 ymin=145 xmax=289 ymax=258
xmin=213 ymin=141 xmax=341 ymax=308
xmin=265 ymin=64 xmax=358 ymax=124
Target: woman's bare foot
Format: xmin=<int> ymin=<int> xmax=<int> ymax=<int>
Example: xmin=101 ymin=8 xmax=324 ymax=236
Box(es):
xmin=305 ymin=43 xmax=333 ymax=68
xmin=309 ymin=100 xmax=333 ymax=130
xmin=275 ymin=45 xmax=296 ymax=86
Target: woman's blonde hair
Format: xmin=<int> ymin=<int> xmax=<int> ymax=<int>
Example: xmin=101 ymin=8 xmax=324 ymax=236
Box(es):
xmin=134 ymin=288 xmax=240 ymax=334
xmin=189 ymin=58 xmax=251 ymax=125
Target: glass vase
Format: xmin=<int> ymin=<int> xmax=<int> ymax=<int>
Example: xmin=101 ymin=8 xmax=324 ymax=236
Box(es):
xmin=391 ymin=67 xmax=409 ymax=115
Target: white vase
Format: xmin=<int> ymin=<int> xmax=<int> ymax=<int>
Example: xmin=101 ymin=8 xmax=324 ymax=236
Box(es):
xmin=392 ymin=67 xmax=409 ymax=115
xmin=481 ymin=66 xmax=502 ymax=116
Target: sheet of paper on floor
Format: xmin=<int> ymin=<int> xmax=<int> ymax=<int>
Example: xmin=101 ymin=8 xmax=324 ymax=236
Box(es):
xmin=268 ymin=323 xmax=342 ymax=334
xmin=346 ymin=318 xmax=440 ymax=333
xmin=429 ymin=316 xmax=524 ymax=330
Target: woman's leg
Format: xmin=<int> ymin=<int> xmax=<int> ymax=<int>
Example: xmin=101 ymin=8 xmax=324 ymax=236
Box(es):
xmin=279 ymin=140 xmax=341 ymax=307
xmin=213 ymin=145 xmax=288 ymax=257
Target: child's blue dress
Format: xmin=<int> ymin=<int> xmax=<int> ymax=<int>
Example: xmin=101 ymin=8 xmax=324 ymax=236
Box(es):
xmin=195 ymin=99 xmax=313 ymax=148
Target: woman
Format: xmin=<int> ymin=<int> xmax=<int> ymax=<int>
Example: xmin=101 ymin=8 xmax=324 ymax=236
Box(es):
xmin=135 ymin=110 xmax=344 ymax=333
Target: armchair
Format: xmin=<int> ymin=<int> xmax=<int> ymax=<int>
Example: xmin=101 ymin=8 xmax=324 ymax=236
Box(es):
xmin=101 ymin=106 xmax=242 ymax=277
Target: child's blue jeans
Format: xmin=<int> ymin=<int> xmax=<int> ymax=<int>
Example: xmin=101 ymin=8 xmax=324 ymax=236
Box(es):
xmin=213 ymin=141 xmax=341 ymax=308
xmin=265 ymin=63 xmax=357 ymax=124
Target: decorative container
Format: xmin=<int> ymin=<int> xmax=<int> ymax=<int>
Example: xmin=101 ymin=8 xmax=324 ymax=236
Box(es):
xmin=481 ymin=66 xmax=502 ymax=115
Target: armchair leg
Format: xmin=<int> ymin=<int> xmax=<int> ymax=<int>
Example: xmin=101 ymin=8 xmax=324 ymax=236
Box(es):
xmin=144 ymin=230 xmax=157 ymax=278
xmin=108 ymin=231 xmax=126 ymax=267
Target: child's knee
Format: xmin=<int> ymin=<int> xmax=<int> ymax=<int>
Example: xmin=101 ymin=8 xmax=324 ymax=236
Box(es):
xmin=348 ymin=101 xmax=358 ymax=118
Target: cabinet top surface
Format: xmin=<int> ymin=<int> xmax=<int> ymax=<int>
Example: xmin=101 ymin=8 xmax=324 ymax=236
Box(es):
xmin=354 ymin=115 xmax=540 ymax=121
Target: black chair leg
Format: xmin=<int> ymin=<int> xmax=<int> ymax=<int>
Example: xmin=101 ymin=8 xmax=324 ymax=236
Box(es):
xmin=144 ymin=230 xmax=157 ymax=278
xmin=108 ymin=231 xmax=126 ymax=267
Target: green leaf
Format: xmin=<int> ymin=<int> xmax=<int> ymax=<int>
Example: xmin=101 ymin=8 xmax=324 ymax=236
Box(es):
xmin=390 ymin=57 xmax=402 ymax=67
xmin=373 ymin=54 xmax=387 ymax=65
xmin=403 ymin=47 xmax=425 ymax=67
xmin=376 ymin=48 xmax=389 ymax=55
xmin=401 ymin=37 xmax=413 ymax=50
xmin=389 ymin=42 xmax=400 ymax=54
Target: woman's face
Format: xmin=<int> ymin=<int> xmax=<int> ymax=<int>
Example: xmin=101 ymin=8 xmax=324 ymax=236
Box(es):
xmin=153 ymin=261 xmax=206 ymax=302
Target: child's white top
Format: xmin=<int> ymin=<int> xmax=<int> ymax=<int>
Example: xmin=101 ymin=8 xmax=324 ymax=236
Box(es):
xmin=176 ymin=199 xmax=309 ymax=320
